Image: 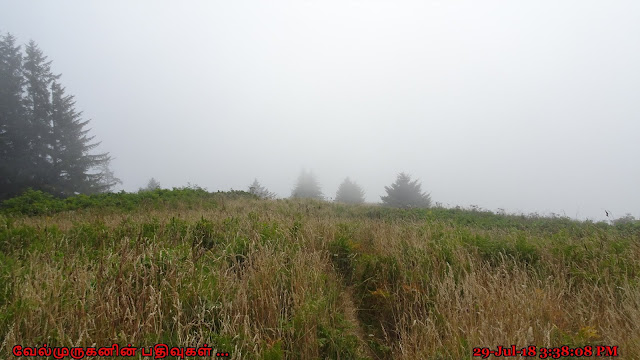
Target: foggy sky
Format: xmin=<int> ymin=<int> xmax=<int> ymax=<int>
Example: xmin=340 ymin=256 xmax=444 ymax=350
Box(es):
xmin=1 ymin=0 xmax=638 ymax=221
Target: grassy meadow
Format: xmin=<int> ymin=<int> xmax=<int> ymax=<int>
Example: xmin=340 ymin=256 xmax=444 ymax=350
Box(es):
xmin=1 ymin=189 xmax=639 ymax=359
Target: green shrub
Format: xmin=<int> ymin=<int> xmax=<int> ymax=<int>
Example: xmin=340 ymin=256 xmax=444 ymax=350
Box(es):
xmin=0 ymin=188 xmax=253 ymax=216
xmin=261 ymin=340 xmax=284 ymax=360
xmin=1 ymin=189 xmax=62 ymax=215
xmin=329 ymin=223 xmax=359 ymax=281
xmin=317 ymin=316 xmax=361 ymax=359
xmin=192 ymin=217 xmax=218 ymax=250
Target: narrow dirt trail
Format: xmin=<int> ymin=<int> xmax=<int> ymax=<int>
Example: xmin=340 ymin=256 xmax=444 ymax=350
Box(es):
xmin=339 ymin=284 xmax=378 ymax=359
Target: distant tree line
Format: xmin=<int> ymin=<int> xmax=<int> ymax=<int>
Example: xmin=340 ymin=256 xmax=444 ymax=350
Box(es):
xmin=0 ymin=34 xmax=118 ymax=200
xmin=248 ymin=171 xmax=432 ymax=209
xmin=1 ymin=32 xmax=431 ymax=207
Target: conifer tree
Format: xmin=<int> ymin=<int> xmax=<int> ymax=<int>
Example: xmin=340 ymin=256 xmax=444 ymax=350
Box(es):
xmin=95 ymin=159 xmax=121 ymax=192
xmin=50 ymin=81 xmax=112 ymax=195
xmin=23 ymin=40 xmax=57 ymax=191
xmin=140 ymin=178 xmax=161 ymax=192
xmin=291 ymin=170 xmax=323 ymax=200
xmin=335 ymin=177 xmax=365 ymax=204
xmin=0 ymin=33 xmax=28 ymax=198
xmin=0 ymin=35 xmax=117 ymax=199
xmin=380 ymin=172 xmax=431 ymax=209
xmin=248 ymin=178 xmax=276 ymax=199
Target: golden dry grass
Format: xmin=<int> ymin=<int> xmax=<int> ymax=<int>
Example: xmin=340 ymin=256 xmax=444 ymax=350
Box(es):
xmin=1 ymin=196 xmax=638 ymax=359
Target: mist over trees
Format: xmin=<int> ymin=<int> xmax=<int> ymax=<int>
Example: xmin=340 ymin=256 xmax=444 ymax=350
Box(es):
xmin=0 ymin=34 xmax=116 ymax=200
xmin=140 ymin=177 xmax=161 ymax=192
xmin=612 ymin=213 xmax=637 ymax=226
xmin=381 ymin=172 xmax=431 ymax=209
xmin=291 ymin=170 xmax=323 ymax=200
xmin=248 ymin=178 xmax=276 ymax=199
xmin=335 ymin=177 xmax=365 ymax=204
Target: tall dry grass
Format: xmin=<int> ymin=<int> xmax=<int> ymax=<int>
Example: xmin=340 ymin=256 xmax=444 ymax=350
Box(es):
xmin=1 ymin=197 xmax=638 ymax=359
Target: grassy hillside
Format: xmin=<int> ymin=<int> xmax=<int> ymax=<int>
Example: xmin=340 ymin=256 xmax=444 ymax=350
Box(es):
xmin=1 ymin=189 xmax=639 ymax=359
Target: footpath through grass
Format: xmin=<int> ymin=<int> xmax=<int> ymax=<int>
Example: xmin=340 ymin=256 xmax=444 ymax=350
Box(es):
xmin=1 ymin=189 xmax=639 ymax=359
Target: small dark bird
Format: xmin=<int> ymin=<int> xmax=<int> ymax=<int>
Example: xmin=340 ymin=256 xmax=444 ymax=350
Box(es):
xmin=605 ymin=210 xmax=610 ymax=217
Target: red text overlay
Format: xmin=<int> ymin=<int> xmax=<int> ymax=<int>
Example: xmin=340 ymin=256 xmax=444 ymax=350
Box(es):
xmin=473 ymin=345 xmax=619 ymax=358
xmin=13 ymin=343 xmax=230 ymax=359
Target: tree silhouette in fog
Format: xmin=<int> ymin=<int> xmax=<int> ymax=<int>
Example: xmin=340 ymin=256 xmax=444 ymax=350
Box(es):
xmin=0 ymin=34 xmax=116 ymax=199
xmin=248 ymin=178 xmax=276 ymax=199
xmin=380 ymin=173 xmax=431 ymax=209
xmin=291 ymin=170 xmax=323 ymax=200
xmin=140 ymin=177 xmax=161 ymax=192
xmin=335 ymin=177 xmax=365 ymax=204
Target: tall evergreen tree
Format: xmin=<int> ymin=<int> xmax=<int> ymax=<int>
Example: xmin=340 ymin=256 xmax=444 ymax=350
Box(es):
xmin=291 ymin=170 xmax=323 ymax=200
xmin=0 ymin=33 xmax=28 ymax=199
xmin=380 ymin=172 xmax=431 ymax=209
xmin=23 ymin=40 xmax=57 ymax=192
xmin=0 ymin=35 xmax=117 ymax=199
xmin=50 ymin=81 xmax=112 ymax=195
xmin=335 ymin=177 xmax=365 ymax=204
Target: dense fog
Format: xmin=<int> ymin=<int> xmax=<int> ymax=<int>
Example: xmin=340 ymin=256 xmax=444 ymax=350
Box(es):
xmin=1 ymin=0 xmax=638 ymax=220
